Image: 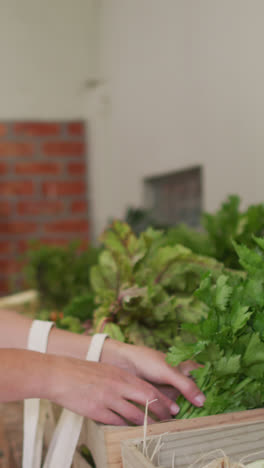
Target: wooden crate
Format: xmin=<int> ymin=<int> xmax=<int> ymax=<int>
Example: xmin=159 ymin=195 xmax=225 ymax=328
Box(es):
xmin=0 ymin=290 xmax=38 ymax=317
xmin=120 ymin=409 xmax=264 ymax=468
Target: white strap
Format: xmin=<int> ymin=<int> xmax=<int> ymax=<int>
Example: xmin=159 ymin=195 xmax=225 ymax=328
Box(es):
xmin=23 ymin=320 xmax=54 ymax=468
xmin=42 ymin=333 xmax=108 ymax=468
xmin=86 ymin=333 xmax=109 ymax=362
xmin=27 ymin=320 xmax=55 ymax=353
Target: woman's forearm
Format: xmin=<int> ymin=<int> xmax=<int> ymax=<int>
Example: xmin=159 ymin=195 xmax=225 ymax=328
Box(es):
xmin=0 ymin=309 xmax=92 ymax=359
xmin=0 ymin=348 xmax=55 ymax=402
xmin=0 ymin=310 xmax=32 ymax=349
xmin=48 ymin=327 xmax=93 ymax=359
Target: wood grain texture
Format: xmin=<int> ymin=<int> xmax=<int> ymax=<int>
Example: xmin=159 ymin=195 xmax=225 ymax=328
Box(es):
xmin=122 ymin=444 xmax=154 ymax=468
xmin=122 ymin=418 xmax=264 ymax=468
xmin=85 ymin=409 xmax=264 ymax=468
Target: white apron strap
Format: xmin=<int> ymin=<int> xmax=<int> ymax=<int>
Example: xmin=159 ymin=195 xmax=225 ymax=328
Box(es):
xmin=43 ymin=333 xmax=108 ymax=468
xmin=23 ymin=320 xmax=54 ymax=468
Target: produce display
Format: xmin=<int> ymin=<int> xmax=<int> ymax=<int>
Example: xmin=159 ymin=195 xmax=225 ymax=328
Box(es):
xmin=24 ymin=195 xmax=264 ymax=421
xmin=25 ymin=195 xmax=264 ymax=335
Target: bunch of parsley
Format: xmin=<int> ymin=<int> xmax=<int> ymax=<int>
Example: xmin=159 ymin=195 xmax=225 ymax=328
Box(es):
xmin=167 ymin=236 xmax=264 ymax=418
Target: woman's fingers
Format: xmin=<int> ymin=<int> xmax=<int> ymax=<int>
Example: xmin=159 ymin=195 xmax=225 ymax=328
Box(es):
xmin=110 ymin=399 xmax=155 ymax=425
xmin=154 ymin=384 xmax=180 ymax=401
xmin=95 ymin=409 xmax=127 ymax=426
xmin=144 ymin=395 xmax=179 ymax=418
xmin=165 ymin=366 xmax=205 ymax=407
xmin=120 ymin=379 xmax=179 ymax=419
xmin=154 ymin=361 xmax=203 ymax=401
xmin=101 ymin=343 xmax=206 ymax=410
xmin=178 ymin=360 xmax=202 ymax=376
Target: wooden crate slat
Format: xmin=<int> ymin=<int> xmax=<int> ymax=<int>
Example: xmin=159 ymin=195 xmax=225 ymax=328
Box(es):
xmin=0 ymin=290 xmax=37 ymax=308
xmin=85 ymin=409 xmax=264 ymax=468
xmin=0 ymin=290 xmax=38 ymax=316
xmin=122 ymin=419 xmax=264 ymax=468
xmin=84 ymin=419 xmax=108 ymax=467
xmin=122 ymin=443 xmax=156 ymax=468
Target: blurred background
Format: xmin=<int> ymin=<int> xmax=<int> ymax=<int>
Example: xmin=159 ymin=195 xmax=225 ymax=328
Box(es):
xmin=0 ymin=0 xmax=263 ymax=295
xmin=1 ymin=2 xmax=264 ymax=466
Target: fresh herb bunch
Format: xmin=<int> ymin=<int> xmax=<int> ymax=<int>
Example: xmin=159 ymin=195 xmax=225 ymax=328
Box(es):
xmin=167 ymin=236 xmax=264 ymax=418
xmin=91 ymin=221 xmax=237 ymax=350
xmin=203 ymin=195 xmax=264 ymax=268
xmin=166 ymin=195 xmax=264 ymax=269
xmin=24 ymin=241 xmax=100 ymax=310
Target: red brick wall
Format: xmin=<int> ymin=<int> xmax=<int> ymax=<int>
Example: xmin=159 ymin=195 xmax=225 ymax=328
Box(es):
xmin=0 ymin=121 xmax=89 ymax=295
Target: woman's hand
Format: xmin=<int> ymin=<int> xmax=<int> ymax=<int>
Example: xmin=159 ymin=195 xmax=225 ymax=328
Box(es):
xmin=101 ymin=340 xmax=205 ymax=408
xmin=45 ymin=324 xmax=205 ymax=409
xmin=50 ymin=356 xmax=180 ymax=425
xmin=0 ymin=348 xmax=179 ymax=426
xmin=0 ymin=310 xmax=205 ymax=421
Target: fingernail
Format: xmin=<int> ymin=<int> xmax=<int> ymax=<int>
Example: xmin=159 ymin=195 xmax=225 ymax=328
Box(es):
xmin=170 ymin=403 xmax=180 ymax=415
xmin=193 ymin=393 xmax=206 ymax=407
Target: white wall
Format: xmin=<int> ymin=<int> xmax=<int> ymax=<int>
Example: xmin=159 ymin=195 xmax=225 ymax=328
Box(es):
xmin=0 ymin=0 xmax=99 ymax=119
xmin=2 ymin=0 xmax=263 ymax=237
xmin=92 ymin=0 xmax=264 ymax=235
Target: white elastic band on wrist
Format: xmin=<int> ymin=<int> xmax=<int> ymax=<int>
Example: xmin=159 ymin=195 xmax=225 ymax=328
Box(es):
xmin=23 ymin=320 xmax=55 ymax=468
xmin=42 ymin=333 xmax=109 ymax=468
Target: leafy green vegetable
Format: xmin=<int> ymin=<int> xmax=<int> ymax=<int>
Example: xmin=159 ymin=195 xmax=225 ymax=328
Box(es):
xmin=63 ymin=293 xmax=95 ymax=322
xmin=166 ymin=224 xmax=214 ymax=258
xmin=91 ymin=221 xmax=237 ymax=350
xmin=167 ymin=237 xmax=264 ymax=418
xmin=26 ymin=194 xmax=264 ymax=337
xmin=24 ymin=241 xmax=99 ymax=310
xmin=189 ymin=195 xmax=264 ymax=268
xmin=79 ymin=445 xmax=96 ymax=467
